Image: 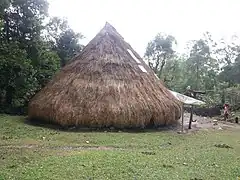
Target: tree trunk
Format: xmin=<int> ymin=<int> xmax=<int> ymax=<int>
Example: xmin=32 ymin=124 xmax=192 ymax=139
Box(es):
xmin=196 ymin=61 xmax=199 ymax=90
xmin=4 ymin=12 xmax=10 ymax=42
xmin=159 ymin=60 xmax=166 ymax=77
xmin=159 ymin=54 xmax=167 ymax=77
xmin=221 ymin=90 xmax=225 ymax=104
xmin=5 ymin=87 xmax=14 ymax=107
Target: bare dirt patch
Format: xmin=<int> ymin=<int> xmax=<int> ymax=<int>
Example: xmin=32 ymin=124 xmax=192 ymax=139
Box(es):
xmin=0 ymin=144 xmax=122 ymax=151
xmin=181 ymin=112 xmax=240 ymax=132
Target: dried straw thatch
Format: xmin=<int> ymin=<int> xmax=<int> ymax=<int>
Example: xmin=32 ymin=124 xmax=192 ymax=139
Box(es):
xmin=28 ymin=22 xmax=182 ymax=128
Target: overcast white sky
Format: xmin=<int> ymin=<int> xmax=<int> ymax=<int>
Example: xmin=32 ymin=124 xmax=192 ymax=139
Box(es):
xmin=48 ymin=0 xmax=240 ymax=56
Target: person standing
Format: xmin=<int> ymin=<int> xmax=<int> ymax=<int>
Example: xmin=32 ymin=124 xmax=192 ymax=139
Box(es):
xmin=224 ymin=103 xmax=230 ymax=121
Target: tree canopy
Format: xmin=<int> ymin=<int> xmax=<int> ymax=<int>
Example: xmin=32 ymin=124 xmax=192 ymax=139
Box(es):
xmin=145 ymin=32 xmax=240 ymax=107
xmin=144 ymin=33 xmax=177 ymax=77
xmin=0 ymin=0 xmax=83 ymax=114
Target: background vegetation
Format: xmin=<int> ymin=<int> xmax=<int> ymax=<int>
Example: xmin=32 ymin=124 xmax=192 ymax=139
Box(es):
xmin=0 ymin=0 xmax=83 ymax=114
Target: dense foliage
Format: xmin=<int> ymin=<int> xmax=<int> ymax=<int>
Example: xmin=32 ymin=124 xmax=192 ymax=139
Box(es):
xmin=145 ymin=32 xmax=240 ymax=108
xmin=0 ymin=0 xmax=83 ymax=114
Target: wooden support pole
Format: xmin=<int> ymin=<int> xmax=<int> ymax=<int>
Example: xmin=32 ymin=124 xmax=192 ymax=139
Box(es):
xmin=182 ymin=104 xmax=184 ymax=132
xmin=189 ymin=105 xmax=193 ymax=129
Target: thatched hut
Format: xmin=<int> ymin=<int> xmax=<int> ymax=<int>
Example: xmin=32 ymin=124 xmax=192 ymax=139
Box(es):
xmin=28 ymin=22 xmax=182 ymax=128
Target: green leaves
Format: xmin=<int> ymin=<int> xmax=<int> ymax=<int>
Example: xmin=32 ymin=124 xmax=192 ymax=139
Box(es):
xmin=46 ymin=17 xmax=84 ymax=67
xmin=0 ymin=0 xmax=9 ymax=16
xmin=34 ymin=42 xmax=60 ymax=87
xmin=144 ymin=33 xmax=176 ymax=76
xmin=219 ymin=55 xmax=240 ymax=85
xmin=144 ymin=31 xmax=240 ymax=108
xmin=0 ymin=41 xmax=37 ymax=109
xmin=0 ymin=0 xmax=83 ymax=114
xmin=0 ymin=40 xmax=60 ymax=113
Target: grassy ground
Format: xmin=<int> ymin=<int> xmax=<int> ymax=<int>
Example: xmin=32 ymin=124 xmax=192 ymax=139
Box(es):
xmin=0 ymin=115 xmax=240 ymax=180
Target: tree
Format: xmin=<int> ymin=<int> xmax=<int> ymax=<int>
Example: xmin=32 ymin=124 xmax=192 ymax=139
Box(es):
xmin=216 ymin=36 xmax=240 ymax=86
xmin=161 ymin=56 xmax=187 ymax=92
xmin=0 ymin=0 xmax=9 ymax=31
xmin=0 ymin=0 xmax=9 ymax=16
xmin=2 ymin=0 xmax=48 ymax=43
xmin=0 ymin=41 xmax=37 ymax=112
xmin=215 ymin=36 xmax=240 ymax=65
xmin=30 ymin=40 xmax=60 ymax=88
xmin=185 ymin=36 xmax=219 ymax=90
xmin=219 ymin=54 xmax=240 ymax=85
xmin=144 ymin=33 xmax=177 ymax=77
xmin=0 ymin=0 xmax=84 ymax=114
xmin=0 ymin=0 xmax=60 ymax=114
xmin=46 ymin=17 xmax=84 ymax=67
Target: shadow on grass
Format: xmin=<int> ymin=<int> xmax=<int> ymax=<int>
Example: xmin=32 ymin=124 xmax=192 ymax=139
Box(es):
xmin=25 ymin=117 xmax=181 ymax=133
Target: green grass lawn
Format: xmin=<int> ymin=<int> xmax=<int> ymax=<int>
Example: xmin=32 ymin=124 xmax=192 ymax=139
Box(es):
xmin=0 ymin=114 xmax=240 ymax=180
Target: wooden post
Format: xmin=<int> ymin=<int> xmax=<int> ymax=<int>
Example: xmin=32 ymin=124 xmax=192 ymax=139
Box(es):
xmin=188 ymin=105 xmax=193 ymax=129
xmin=182 ymin=104 xmax=184 ymax=132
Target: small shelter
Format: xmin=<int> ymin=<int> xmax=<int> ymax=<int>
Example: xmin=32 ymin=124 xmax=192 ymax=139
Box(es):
xmin=169 ymin=90 xmax=205 ymax=131
xmin=28 ymin=22 xmax=182 ymax=128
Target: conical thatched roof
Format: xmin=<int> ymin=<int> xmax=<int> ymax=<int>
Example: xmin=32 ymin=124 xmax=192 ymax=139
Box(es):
xmin=28 ymin=22 xmax=182 ymax=128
